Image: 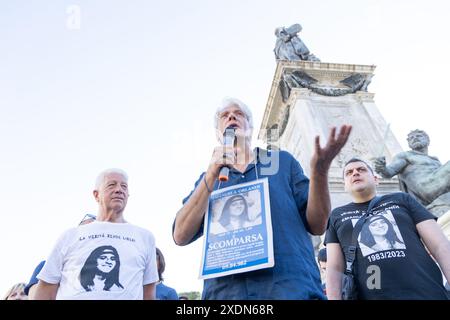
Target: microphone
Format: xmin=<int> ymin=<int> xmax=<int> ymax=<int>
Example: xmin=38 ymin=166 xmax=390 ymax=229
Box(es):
xmin=218 ymin=126 xmax=236 ymax=182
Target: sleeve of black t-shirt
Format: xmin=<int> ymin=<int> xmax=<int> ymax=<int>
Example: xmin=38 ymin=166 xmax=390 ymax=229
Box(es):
xmin=402 ymin=192 xmax=437 ymax=224
xmin=324 ymin=211 xmax=339 ymax=245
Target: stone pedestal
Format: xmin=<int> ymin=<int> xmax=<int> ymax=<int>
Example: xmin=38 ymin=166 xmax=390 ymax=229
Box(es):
xmin=259 ymin=60 xmax=403 ymax=209
xmin=258 ymin=61 xmax=404 ymax=249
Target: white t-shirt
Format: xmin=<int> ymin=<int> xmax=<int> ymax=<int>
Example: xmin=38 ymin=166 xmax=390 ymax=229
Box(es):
xmin=38 ymin=221 xmax=158 ymax=300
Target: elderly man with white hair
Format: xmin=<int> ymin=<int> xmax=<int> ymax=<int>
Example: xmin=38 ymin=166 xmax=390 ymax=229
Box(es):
xmin=173 ymin=97 xmax=352 ymax=299
xmin=33 ymin=169 xmax=158 ymax=300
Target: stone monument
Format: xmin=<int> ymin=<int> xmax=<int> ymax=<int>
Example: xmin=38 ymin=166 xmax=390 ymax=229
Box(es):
xmin=261 ymin=37 xmax=403 ymax=208
xmin=260 ymin=23 xmax=404 ymax=249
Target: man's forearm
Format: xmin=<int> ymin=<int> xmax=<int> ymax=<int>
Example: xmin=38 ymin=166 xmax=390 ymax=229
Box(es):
xmin=326 ymin=243 xmax=345 ymax=300
xmin=326 ymin=269 xmax=343 ymax=300
xmin=173 ymin=173 xmax=213 ymax=245
xmin=306 ymin=170 xmax=331 ymax=235
xmin=143 ymin=283 xmax=156 ymax=300
xmin=417 ymin=219 xmax=450 ymax=283
xmin=32 ymin=281 xmax=58 ymax=300
xmin=434 ymin=241 xmax=450 ymax=284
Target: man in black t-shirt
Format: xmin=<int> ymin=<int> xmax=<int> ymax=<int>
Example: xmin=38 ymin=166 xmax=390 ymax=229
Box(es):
xmin=325 ymin=158 xmax=450 ymax=299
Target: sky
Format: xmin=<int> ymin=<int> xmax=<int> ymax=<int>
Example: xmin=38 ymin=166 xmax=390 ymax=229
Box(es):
xmin=1 ymin=0 xmax=450 ymax=295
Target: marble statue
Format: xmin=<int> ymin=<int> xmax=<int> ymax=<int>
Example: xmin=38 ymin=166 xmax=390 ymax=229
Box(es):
xmin=274 ymin=23 xmax=320 ymax=62
xmin=373 ymin=129 xmax=450 ymax=217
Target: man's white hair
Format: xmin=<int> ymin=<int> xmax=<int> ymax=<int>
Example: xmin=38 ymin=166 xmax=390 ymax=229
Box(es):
xmin=94 ymin=168 xmax=129 ymax=190
xmin=214 ymin=97 xmax=254 ymax=129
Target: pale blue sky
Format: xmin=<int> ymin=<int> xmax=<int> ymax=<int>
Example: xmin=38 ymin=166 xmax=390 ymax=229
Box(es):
xmin=1 ymin=0 xmax=449 ymax=295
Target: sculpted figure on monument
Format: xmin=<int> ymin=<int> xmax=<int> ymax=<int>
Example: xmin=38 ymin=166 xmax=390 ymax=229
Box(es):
xmin=274 ymin=23 xmax=320 ymax=62
xmin=373 ymin=130 xmax=450 ymax=217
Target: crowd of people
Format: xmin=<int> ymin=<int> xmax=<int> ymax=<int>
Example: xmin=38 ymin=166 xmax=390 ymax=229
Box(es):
xmin=4 ymin=98 xmax=450 ymax=300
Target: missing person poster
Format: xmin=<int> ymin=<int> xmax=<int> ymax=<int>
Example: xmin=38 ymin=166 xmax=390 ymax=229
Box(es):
xmin=199 ymin=178 xmax=274 ymax=279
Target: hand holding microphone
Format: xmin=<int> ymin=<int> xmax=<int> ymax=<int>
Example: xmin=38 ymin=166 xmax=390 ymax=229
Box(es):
xmin=218 ymin=126 xmax=236 ymax=182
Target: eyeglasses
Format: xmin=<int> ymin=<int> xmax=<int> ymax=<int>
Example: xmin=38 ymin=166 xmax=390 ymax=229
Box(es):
xmin=79 ymin=213 xmax=96 ymax=225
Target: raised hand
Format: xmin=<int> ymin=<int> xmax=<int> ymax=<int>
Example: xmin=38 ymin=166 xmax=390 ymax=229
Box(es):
xmin=310 ymin=125 xmax=352 ymax=175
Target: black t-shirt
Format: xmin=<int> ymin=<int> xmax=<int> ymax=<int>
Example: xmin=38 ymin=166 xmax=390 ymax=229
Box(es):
xmin=325 ymin=192 xmax=447 ymax=300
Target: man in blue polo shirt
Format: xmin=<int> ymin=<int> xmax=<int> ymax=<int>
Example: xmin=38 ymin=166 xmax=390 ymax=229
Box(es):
xmin=173 ymin=97 xmax=352 ymax=299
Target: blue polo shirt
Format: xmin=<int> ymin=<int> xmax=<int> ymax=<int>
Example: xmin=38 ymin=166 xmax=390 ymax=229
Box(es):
xmin=156 ymin=282 xmax=179 ymax=300
xmin=25 ymin=260 xmax=46 ymax=295
xmin=179 ymin=149 xmax=325 ymax=300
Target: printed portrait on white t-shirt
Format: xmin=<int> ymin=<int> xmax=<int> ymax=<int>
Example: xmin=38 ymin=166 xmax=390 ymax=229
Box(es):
xmin=79 ymin=245 xmax=124 ymax=292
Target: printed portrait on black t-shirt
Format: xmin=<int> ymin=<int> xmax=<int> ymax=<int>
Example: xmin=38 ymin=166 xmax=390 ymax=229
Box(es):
xmin=356 ymin=211 xmax=406 ymax=256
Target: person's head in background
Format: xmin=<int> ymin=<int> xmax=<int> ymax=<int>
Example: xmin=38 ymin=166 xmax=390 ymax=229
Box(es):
xmin=4 ymin=283 xmax=27 ymax=300
xmin=179 ymin=295 xmax=189 ymax=300
xmin=79 ymin=213 xmax=97 ymax=226
xmin=155 ymin=248 xmax=179 ymax=300
xmin=317 ymin=247 xmax=328 ymax=295
xmin=317 ymin=247 xmax=327 ymax=278
xmin=156 ymin=247 xmax=165 ymax=282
